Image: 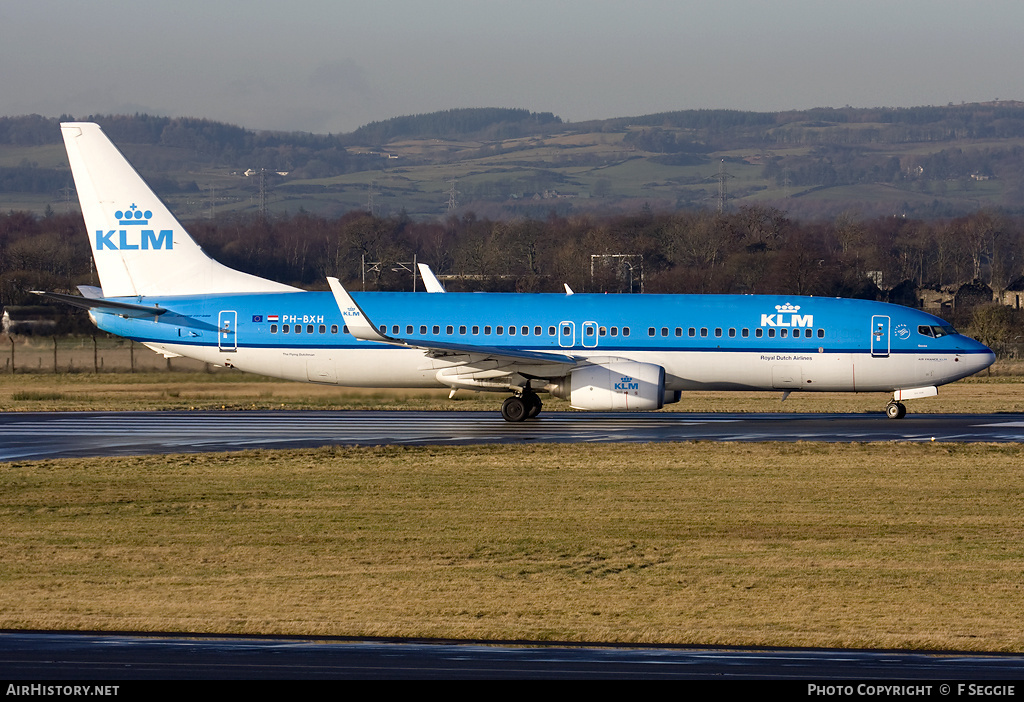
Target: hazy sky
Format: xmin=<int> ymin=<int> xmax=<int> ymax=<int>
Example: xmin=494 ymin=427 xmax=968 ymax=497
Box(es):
xmin=3 ymin=0 xmax=1023 ymax=134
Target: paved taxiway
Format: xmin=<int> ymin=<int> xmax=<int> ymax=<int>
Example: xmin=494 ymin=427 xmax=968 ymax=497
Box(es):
xmin=1 ymin=410 xmax=1023 ymax=460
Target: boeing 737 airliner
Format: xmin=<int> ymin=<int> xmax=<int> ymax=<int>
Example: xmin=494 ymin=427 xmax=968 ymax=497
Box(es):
xmin=39 ymin=123 xmax=995 ymax=421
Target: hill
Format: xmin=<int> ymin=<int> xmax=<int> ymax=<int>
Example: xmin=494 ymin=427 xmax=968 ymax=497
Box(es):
xmin=2 ymin=103 xmax=1024 ymax=220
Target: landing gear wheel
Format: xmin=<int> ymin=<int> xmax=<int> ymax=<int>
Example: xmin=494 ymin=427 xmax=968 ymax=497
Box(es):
xmin=885 ymin=401 xmax=907 ymax=419
xmin=501 ymin=396 xmax=528 ymax=422
xmin=525 ymin=392 xmax=543 ymax=419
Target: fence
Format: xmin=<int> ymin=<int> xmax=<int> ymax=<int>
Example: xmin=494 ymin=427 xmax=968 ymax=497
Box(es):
xmin=2 ymin=335 xmax=213 ymax=374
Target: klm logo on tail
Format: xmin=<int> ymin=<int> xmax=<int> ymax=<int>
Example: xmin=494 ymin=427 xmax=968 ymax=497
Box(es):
xmin=95 ymin=203 xmax=172 ymax=250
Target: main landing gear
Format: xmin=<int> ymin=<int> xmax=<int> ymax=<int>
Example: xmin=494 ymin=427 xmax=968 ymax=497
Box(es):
xmin=885 ymin=401 xmax=907 ymax=419
xmin=501 ymin=391 xmax=543 ymax=422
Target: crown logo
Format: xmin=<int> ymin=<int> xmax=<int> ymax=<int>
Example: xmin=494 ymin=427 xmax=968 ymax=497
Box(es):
xmin=115 ymin=203 xmax=152 ymax=225
xmin=775 ymin=303 xmax=800 ymax=313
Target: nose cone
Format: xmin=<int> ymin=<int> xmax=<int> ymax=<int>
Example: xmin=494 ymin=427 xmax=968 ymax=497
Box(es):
xmin=959 ymin=337 xmax=996 ymax=377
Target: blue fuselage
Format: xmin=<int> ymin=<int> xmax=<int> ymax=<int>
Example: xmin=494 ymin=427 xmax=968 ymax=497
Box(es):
xmin=91 ymin=291 xmax=993 ymax=394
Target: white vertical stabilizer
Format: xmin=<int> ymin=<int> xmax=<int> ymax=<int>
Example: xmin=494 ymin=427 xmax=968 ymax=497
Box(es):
xmin=61 ymin=122 xmax=299 ymax=297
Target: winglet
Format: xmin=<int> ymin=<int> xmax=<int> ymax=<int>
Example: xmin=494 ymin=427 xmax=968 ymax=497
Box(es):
xmin=417 ymin=263 xmax=447 ymax=293
xmin=326 ymin=277 xmax=392 ymax=343
xmin=564 ymin=283 xmax=575 ymax=296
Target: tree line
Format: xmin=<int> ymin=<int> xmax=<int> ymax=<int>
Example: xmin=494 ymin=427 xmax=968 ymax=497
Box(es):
xmin=1 ymin=205 xmax=1020 ymax=299
xmin=5 ymin=205 xmax=1024 ymax=351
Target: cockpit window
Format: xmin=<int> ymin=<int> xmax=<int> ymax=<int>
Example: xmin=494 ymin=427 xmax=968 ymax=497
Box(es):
xmin=920 ymin=324 xmax=957 ymax=338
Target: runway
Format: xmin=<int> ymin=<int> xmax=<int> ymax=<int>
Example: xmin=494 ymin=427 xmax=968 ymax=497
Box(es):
xmin=1 ymin=410 xmax=1023 ymax=460
xmin=4 ymin=631 xmax=1024 ymax=680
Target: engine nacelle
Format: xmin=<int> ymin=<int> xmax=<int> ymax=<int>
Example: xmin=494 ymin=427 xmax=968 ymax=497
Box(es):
xmin=564 ymin=361 xmax=666 ymax=411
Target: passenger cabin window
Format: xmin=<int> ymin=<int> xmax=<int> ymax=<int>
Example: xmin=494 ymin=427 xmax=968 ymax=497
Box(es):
xmin=271 ymin=324 xmax=278 ymax=333
xmin=688 ymin=328 xmax=695 ymax=337
xmin=741 ymin=328 xmax=749 ymax=338
xmin=432 ymin=325 xmax=439 ymax=334
xmin=534 ymin=326 xmax=541 ymax=336
xmin=333 ymin=325 xmax=340 ymax=334
xmin=817 ymin=328 xmax=824 ymax=338
xmin=755 ymin=328 xmax=763 ymax=338
xmin=611 ymin=327 xmax=618 ymax=336
xmin=623 ymin=327 xmax=630 ymax=336
xmin=447 ymin=325 xmax=454 ymax=335
xmin=700 ymin=328 xmax=708 ymax=337
xmin=548 ymin=326 xmax=556 ymax=336
xmin=319 ymin=324 xmax=326 ymax=334
xmin=460 ymin=325 xmax=467 ymax=334
xmin=648 ymin=327 xmax=655 ymax=337
xmin=472 ymin=326 xmax=479 ymax=335
xmin=728 ymin=328 xmax=736 ymax=338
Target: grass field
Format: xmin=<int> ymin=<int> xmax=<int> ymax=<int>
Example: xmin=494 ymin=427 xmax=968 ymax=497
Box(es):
xmin=3 ymin=344 xmax=1024 ymax=650
xmin=3 ymin=442 xmax=1024 ymax=650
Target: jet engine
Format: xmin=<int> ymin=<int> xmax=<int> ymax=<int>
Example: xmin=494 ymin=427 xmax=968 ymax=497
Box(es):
xmin=550 ymin=361 xmax=666 ymax=411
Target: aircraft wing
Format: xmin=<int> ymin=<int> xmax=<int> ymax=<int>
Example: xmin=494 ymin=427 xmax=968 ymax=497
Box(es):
xmin=327 ymin=277 xmax=578 ymax=371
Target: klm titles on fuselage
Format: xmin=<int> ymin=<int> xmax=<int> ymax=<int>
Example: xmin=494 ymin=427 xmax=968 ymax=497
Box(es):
xmin=760 ymin=303 xmax=812 ymax=328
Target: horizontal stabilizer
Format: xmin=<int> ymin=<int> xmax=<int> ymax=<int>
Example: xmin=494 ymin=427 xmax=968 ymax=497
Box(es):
xmin=77 ymin=285 xmax=104 ymax=299
xmin=31 ymin=290 xmax=169 ymax=318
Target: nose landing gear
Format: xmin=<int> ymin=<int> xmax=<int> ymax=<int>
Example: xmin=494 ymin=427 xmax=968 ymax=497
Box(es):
xmin=885 ymin=401 xmax=907 ymax=419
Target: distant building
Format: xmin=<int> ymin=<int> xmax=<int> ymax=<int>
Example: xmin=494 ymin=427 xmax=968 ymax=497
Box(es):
xmin=998 ymin=276 xmax=1024 ymax=309
xmin=919 ymin=287 xmax=955 ymax=315
xmin=953 ymin=280 xmax=993 ymax=311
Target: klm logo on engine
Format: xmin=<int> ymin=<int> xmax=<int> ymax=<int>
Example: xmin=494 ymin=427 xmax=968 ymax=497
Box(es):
xmin=761 ymin=303 xmax=812 ymax=328
xmin=95 ymin=203 xmax=173 ymax=250
xmin=614 ymin=376 xmax=639 ymax=391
